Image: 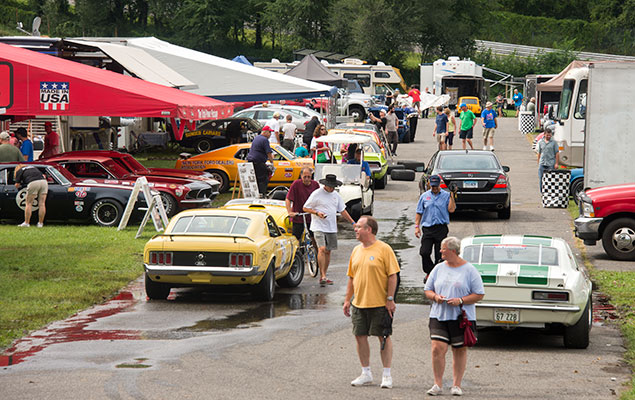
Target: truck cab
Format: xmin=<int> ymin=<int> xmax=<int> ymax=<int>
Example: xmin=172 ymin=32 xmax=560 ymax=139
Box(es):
xmin=555 ymin=67 xmax=587 ymax=168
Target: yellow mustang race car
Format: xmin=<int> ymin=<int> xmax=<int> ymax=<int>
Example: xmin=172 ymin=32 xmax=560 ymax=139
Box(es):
xmin=175 ymin=144 xmax=314 ymax=193
xmin=143 ymin=199 xmax=303 ymax=301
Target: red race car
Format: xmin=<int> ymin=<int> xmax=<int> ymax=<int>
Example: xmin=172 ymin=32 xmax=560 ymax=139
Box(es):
xmin=41 ymin=151 xmax=218 ymax=216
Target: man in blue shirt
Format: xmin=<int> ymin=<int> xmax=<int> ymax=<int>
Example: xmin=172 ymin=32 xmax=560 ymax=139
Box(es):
xmin=480 ymin=101 xmax=498 ymax=151
xmin=512 ymin=89 xmax=523 ymax=117
xmin=347 ymin=148 xmax=371 ymax=182
xmin=247 ymin=126 xmax=275 ymax=196
xmin=16 ymin=128 xmax=33 ymax=162
xmin=414 ymin=175 xmax=456 ymax=281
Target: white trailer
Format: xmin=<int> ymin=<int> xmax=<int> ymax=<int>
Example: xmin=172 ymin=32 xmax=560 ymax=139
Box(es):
xmin=583 ymin=63 xmax=635 ymax=188
xmin=420 ymin=57 xmax=483 ymax=95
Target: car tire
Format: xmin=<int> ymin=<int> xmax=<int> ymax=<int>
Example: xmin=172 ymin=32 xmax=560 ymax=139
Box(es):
xmin=563 ymin=297 xmax=591 ymax=349
xmin=570 ymin=178 xmax=584 ymax=205
xmin=601 ymin=218 xmax=635 ymax=260
xmin=386 ymin=164 xmax=405 ymax=174
xmin=254 ymin=261 xmax=276 ymax=301
xmin=91 ymin=199 xmax=123 ymax=227
xmin=206 ymin=169 xmax=230 ymax=193
xmin=398 ymin=160 xmax=425 ymax=172
xmin=498 ymin=204 xmax=511 ymax=220
xmin=374 ymin=173 xmax=387 ymax=189
xmin=145 ymin=273 xmax=171 ymax=300
xmin=390 ymin=169 xmax=415 ymax=181
xmin=194 ymin=138 xmax=214 ymax=154
xmin=159 ymin=192 xmax=178 ymax=217
xmin=349 ymin=106 xmax=365 ymax=122
xmin=348 ymin=201 xmax=362 ymax=222
xmin=277 ymin=251 xmax=304 ymax=288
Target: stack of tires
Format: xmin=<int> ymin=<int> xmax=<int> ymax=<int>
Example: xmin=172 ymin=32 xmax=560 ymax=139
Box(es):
xmin=389 ymin=160 xmax=425 ymax=182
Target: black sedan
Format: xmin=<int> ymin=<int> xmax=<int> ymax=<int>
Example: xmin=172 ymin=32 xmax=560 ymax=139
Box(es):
xmin=180 ymin=117 xmax=263 ymax=153
xmin=419 ymin=150 xmax=511 ymax=219
xmin=0 ymin=162 xmax=148 ymax=227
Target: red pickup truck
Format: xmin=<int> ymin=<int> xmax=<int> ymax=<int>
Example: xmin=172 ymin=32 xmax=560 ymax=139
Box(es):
xmin=574 ymin=183 xmax=635 ymax=260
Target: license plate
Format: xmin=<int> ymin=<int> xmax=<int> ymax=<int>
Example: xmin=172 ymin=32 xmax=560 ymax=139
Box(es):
xmin=494 ymin=309 xmax=520 ymax=324
xmin=463 ymin=180 xmax=478 ymax=189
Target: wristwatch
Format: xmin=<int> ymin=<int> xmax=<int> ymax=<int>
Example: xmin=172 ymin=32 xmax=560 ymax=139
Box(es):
xmin=387 ymin=296 xmax=394 ymax=301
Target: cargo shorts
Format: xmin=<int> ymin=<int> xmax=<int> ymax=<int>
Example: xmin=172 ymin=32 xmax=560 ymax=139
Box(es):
xmin=352 ymin=306 xmax=389 ymax=337
xmin=26 ymin=179 xmax=48 ymax=197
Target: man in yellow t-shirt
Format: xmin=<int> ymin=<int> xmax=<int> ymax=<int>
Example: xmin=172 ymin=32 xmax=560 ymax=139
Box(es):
xmin=343 ymin=216 xmax=400 ymax=389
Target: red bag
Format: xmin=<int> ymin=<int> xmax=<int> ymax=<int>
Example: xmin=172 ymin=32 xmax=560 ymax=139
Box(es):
xmin=459 ymin=306 xmax=477 ymax=347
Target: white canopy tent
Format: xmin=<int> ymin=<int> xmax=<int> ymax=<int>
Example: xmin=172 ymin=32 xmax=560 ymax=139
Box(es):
xmin=73 ymin=37 xmax=337 ymax=102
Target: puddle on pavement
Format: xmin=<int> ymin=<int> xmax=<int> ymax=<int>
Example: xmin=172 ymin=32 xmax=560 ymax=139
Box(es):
xmin=175 ymin=293 xmax=329 ymax=333
xmin=396 ymin=286 xmax=430 ymax=305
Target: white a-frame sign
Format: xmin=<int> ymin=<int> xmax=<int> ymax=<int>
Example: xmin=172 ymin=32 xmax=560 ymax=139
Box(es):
xmin=117 ymin=176 xmax=169 ymax=237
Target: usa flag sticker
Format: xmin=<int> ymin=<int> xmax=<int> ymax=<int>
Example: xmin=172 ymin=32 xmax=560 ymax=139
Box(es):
xmin=40 ymin=81 xmax=69 ymax=111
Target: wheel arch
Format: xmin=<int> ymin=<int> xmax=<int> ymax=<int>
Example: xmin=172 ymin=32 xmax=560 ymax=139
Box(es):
xmin=598 ymin=212 xmax=635 ymax=237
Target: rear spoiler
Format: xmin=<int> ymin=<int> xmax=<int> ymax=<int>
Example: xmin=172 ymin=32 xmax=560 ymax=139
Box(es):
xmin=154 ymin=233 xmax=255 ymax=242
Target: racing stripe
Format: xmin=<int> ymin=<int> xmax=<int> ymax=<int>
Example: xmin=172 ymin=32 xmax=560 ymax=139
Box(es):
xmin=517 ymin=265 xmax=549 ymax=285
xmin=472 ymin=237 xmax=502 ymax=245
xmin=522 ymin=236 xmax=552 ymax=246
xmin=473 ymin=263 xmax=498 ymax=284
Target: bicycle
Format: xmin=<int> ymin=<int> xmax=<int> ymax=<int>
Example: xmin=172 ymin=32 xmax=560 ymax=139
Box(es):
xmin=295 ymin=212 xmax=319 ymax=277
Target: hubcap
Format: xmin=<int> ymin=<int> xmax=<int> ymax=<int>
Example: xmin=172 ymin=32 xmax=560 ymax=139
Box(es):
xmin=612 ymin=227 xmax=635 ymax=253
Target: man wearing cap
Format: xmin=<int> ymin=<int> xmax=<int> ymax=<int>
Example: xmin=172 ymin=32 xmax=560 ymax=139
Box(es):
xmin=347 ymin=148 xmax=371 ymax=186
xmin=15 ymin=128 xmax=34 ymax=162
xmin=414 ymin=175 xmax=456 ymax=281
xmin=480 ymin=101 xmax=498 ymax=151
xmin=303 ymin=174 xmax=356 ymax=285
xmin=247 ymin=126 xmax=275 ymax=196
xmin=0 ymin=131 xmax=24 ymax=162
xmin=458 ymin=103 xmax=475 ymax=150
xmin=39 ymin=121 xmax=60 ymax=159
xmin=265 ymin=112 xmax=282 ymax=145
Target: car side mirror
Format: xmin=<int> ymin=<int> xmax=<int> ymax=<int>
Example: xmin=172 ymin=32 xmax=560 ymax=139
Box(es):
xmin=503 ymin=166 xmax=510 ymax=172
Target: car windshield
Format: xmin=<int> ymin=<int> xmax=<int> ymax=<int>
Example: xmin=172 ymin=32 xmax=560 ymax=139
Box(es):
xmin=170 ymin=215 xmax=251 ymax=235
xmin=437 ymin=154 xmax=500 ymax=171
xmin=275 ymin=145 xmax=296 ymax=160
xmin=463 ymin=244 xmax=559 ymax=266
xmin=315 ymin=163 xmax=362 ymax=184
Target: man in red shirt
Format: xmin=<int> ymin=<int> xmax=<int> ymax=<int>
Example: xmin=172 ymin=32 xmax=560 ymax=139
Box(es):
xmin=408 ymin=85 xmax=421 ymax=114
xmin=39 ymin=121 xmax=60 ymax=159
xmin=285 ymin=166 xmax=319 ymax=241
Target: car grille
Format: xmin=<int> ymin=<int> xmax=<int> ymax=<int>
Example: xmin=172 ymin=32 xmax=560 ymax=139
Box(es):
xmin=172 ymin=251 xmax=231 ymax=267
xmin=187 ymin=187 xmax=213 ymax=199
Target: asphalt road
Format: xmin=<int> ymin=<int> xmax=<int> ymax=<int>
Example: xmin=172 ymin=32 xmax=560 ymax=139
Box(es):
xmin=0 ymin=117 xmax=630 ymax=399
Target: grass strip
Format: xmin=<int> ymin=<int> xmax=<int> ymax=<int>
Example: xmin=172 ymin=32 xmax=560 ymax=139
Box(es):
xmin=567 ymin=200 xmax=635 ymax=399
xmin=0 ymin=225 xmax=152 ymax=350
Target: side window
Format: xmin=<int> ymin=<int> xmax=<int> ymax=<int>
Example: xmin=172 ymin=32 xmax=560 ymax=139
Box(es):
xmin=574 ymin=79 xmax=587 ymax=119
xmin=374 ymin=72 xmax=390 ymax=78
xmin=43 ymin=168 xmax=58 ymax=184
xmin=65 ymin=162 xmax=110 ymax=178
xmin=234 ymin=148 xmax=249 ymax=160
xmin=272 ymin=150 xmax=285 ymax=161
xmin=266 ymin=217 xmax=280 ymax=237
xmin=258 ymin=110 xmax=274 ymax=120
xmin=238 ymin=110 xmax=256 ymax=119
xmin=426 ymin=154 xmax=437 ymax=174
xmin=0 ymin=169 xmax=7 ymax=184
xmin=343 ymin=73 xmax=370 ymax=88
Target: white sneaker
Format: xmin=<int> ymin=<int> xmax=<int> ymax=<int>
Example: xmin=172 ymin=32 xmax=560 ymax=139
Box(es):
xmin=483 ymin=146 xmax=487 ymax=150
xmin=351 ymin=373 xmax=373 ymax=386
xmin=380 ymin=375 xmax=393 ymax=389
xmin=490 ymin=146 xmax=495 ymax=151
xmin=427 ymin=384 xmax=443 ymax=396
xmin=18 ymin=222 xmax=30 ymax=227
xmin=36 ymin=222 xmax=44 ymax=228
xmin=451 ymin=386 xmax=463 ymax=396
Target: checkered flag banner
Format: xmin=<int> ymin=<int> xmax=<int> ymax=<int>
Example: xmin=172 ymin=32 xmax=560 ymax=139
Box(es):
xmin=518 ymin=111 xmax=534 ymax=134
xmin=542 ymin=170 xmax=571 ymax=208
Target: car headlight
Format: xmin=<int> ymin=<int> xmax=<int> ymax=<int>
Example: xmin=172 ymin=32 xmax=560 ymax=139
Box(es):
xmin=579 ymin=195 xmax=594 ymax=218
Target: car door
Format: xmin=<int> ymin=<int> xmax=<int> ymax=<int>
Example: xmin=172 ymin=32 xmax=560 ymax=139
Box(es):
xmin=270 ymin=148 xmax=296 ymax=185
xmin=265 ymin=216 xmax=286 ymax=273
xmin=0 ymin=167 xmax=21 ymax=219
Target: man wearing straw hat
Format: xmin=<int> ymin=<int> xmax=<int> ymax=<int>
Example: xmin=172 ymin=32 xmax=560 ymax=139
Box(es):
xmin=303 ymin=174 xmax=356 ymax=285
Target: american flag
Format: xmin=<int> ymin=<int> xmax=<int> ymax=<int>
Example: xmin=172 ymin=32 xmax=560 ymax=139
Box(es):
xmin=40 ymin=81 xmax=69 ymax=111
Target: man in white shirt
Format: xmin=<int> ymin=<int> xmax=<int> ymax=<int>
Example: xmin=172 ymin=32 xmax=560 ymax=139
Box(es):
xmin=303 ymin=174 xmax=356 ymax=285
xmin=266 ymin=112 xmax=282 ymax=145
xmin=281 ymin=114 xmax=296 ymax=152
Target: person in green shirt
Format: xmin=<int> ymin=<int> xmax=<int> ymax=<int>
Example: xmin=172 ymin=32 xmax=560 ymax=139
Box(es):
xmin=458 ymin=103 xmax=476 ymax=150
xmin=0 ymin=131 xmax=24 ymax=162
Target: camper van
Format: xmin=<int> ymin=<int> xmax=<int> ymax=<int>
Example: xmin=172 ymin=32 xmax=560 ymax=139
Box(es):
xmin=254 ymin=58 xmax=406 ymax=96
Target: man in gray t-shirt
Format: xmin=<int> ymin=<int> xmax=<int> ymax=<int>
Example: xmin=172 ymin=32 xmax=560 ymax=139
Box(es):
xmin=385 ymin=106 xmax=399 ymax=156
xmin=537 ymin=127 xmax=559 ymax=192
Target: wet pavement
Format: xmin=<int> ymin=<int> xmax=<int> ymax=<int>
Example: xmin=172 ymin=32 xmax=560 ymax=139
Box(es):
xmin=0 ymin=118 xmax=631 ymax=399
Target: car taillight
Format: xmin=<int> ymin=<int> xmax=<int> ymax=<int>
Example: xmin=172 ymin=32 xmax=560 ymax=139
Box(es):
xmin=438 ymin=175 xmax=448 ymax=189
xmin=532 ymin=291 xmax=569 ymax=302
xmin=150 ymin=251 xmax=172 ymax=265
xmin=494 ymin=174 xmax=507 ymax=188
xmin=229 ymin=253 xmax=252 ymax=267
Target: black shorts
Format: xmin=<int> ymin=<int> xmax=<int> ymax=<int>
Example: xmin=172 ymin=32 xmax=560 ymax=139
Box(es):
xmin=429 ymin=318 xmax=476 ymax=348
xmin=352 ymin=306 xmax=389 ymax=337
xmin=459 ymin=128 xmax=473 ymax=139
xmin=445 ymin=132 xmax=454 ymax=146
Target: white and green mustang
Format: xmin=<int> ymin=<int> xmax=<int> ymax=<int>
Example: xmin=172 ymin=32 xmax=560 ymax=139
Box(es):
xmin=461 ymin=235 xmax=592 ymax=349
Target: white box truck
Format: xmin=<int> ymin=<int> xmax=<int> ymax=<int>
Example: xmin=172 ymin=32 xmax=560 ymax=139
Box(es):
xmin=420 ymin=57 xmax=486 ymax=108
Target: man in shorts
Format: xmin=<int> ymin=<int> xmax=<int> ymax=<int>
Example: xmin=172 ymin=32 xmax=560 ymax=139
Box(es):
xmin=458 ymin=103 xmax=476 ymax=150
xmin=14 ymin=164 xmax=48 ymax=227
xmin=343 ymin=216 xmax=400 ymax=389
xmin=303 ymin=174 xmax=356 ymax=285
xmin=480 ymin=101 xmax=498 ymax=151
xmin=433 ymin=106 xmax=448 ymax=150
